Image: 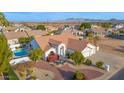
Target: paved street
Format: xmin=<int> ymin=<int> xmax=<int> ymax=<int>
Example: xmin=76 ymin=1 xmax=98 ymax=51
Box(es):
xmin=109 ymin=68 xmax=124 ymax=80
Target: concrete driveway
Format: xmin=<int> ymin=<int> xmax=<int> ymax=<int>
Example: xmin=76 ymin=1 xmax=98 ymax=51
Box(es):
xmin=88 ymin=51 xmax=124 ymax=70
xmin=88 ymin=51 xmax=124 ymax=79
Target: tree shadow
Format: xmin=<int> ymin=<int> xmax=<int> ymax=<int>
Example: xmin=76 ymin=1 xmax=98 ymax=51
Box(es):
xmin=109 ymin=34 xmax=124 ymax=40
xmin=114 ymin=46 xmax=124 ymax=53
xmin=67 ymin=61 xmax=75 ymax=65
xmin=119 ymin=46 xmax=124 ymax=50
xmin=57 ymin=69 xmax=74 ymax=80
xmin=3 ymin=73 xmax=9 ymax=80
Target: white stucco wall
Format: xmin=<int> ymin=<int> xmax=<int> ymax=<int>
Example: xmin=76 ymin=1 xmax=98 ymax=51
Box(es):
xmin=67 ymin=43 xmax=97 ymax=57
xmin=8 ymin=39 xmax=19 ymax=45
xmin=82 ymin=43 xmax=96 ymax=57
xmin=57 ymin=43 xmax=66 ymax=57
xmin=45 ymin=48 xmax=56 ymax=58
xmin=8 ymin=39 xmax=21 ymax=51
xmin=10 ymin=57 xmax=31 ymax=65
xmin=9 ymin=44 xmax=21 ymax=51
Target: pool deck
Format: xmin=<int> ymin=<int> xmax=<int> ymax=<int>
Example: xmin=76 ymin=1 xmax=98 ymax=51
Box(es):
xmin=10 ymin=57 xmax=31 ymax=65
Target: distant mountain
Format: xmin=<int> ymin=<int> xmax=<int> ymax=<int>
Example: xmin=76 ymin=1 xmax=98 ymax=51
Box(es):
xmin=61 ymin=18 xmax=124 ymax=23
xmin=11 ymin=18 xmax=124 ymax=23
xmin=63 ymin=18 xmax=106 ymax=22
xmin=65 ymin=18 xmax=85 ymax=21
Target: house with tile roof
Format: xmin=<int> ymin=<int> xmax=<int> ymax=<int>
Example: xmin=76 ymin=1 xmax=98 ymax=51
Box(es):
xmin=4 ymin=31 xmax=28 ymax=48
xmin=30 ymin=33 xmax=98 ymax=62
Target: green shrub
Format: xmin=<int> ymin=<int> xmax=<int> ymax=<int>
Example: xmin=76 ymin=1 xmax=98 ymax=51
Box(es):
xmin=66 ymin=52 xmax=71 ymax=58
xmin=19 ymin=45 xmax=23 ymax=48
xmin=29 ymin=48 xmax=44 ymax=62
xmin=96 ymin=61 xmax=104 ymax=69
xmin=18 ymin=37 xmax=33 ymax=44
xmin=15 ymin=47 xmax=19 ymax=49
xmin=73 ymin=71 xmax=86 ymax=80
xmin=119 ymin=30 xmax=124 ymax=33
xmin=70 ymin=51 xmax=85 ymax=66
xmin=84 ymin=59 xmax=92 ymax=66
xmin=36 ymin=25 xmax=46 ymax=30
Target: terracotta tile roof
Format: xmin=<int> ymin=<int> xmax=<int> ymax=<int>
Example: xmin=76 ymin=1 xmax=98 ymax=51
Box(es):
xmin=67 ymin=38 xmax=88 ymax=51
xmin=34 ymin=33 xmax=88 ymax=51
xmin=35 ymin=35 xmax=50 ymax=50
xmin=26 ymin=30 xmax=48 ymax=36
xmin=4 ymin=31 xmax=28 ymax=40
xmin=44 ymin=45 xmax=51 ymax=51
xmin=48 ymin=39 xmax=62 ymax=47
xmin=92 ymin=27 xmax=106 ymax=33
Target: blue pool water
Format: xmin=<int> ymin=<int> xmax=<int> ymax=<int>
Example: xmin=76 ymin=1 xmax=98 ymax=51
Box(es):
xmin=13 ymin=49 xmax=28 ymax=57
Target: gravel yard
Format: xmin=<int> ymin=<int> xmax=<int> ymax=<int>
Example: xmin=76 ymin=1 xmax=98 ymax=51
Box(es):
xmin=99 ymin=37 xmax=124 ymax=57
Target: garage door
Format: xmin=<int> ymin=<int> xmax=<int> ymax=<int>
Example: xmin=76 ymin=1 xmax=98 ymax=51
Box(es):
xmin=82 ymin=51 xmax=90 ymax=57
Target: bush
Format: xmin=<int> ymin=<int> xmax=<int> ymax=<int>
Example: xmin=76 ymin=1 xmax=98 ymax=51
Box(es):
xmin=73 ymin=71 xmax=86 ymax=80
xmin=84 ymin=59 xmax=92 ymax=66
xmin=96 ymin=61 xmax=104 ymax=69
xmin=119 ymin=30 xmax=124 ymax=33
xmin=18 ymin=37 xmax=33 ymax=44
xmin=66 ymin=52 xmax=71 ymax=58
xmin=29 ymin=48 xmax=44 ymax=62
xmin=70 ymin=51 xmax=85 ymax=66
xmin=36 ymin=25 xmax=46 ymax=30
xmin=15 ymin=46 xmax=19 ymax=49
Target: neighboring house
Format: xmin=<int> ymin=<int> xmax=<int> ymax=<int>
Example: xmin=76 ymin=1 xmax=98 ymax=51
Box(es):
xmin=2 ymin=26 xmax=17 ymax=32
xmin=4 ymin=31 xmax=28 ymax=51
xmin=106 ymin=28 xmax=114 ymax=36
xmin=91 ymin=24 xmax=99 ymax=29
xmin=4 ymin=31 xmax=31 ymax=65
xmin=30 ymin=33 xmax=98 ymax=61
xmin=26 ymin=30 xmax=48 ymax=36
xmin=46 ymin=26 xmax=58 ymax=31
xmin=112 ymin=24 xmax=124 ymax=30
xmin=15 ymin=26 xmax=32 ymax=32
xmin=4 ymin=30 xmax=48 ymax=46
xmin=71 ymin=30 xmax=84 ymax=36
xmin=63 ymin=25 xmax=79 ymax=31
xmin=62 ymin=30 xmax=84 ymax=39
xmin=11 ymin=23 xmax=23 ymax=27
xmin=92 ymin=27 xmax=106 ymax=37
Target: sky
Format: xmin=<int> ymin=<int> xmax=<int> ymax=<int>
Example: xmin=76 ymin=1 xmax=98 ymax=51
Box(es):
xmin=3 ymin=12 xmax=124 ymax=22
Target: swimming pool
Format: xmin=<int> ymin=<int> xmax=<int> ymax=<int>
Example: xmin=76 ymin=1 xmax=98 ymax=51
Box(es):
xmin=13 ymin=49 xmax=28 ymax=57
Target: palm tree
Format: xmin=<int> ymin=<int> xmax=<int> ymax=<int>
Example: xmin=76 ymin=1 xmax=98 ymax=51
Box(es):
xmin=0 ymin=35 xmax=12 ymax=79
xmin=87 ymin=32 xmax=94 ymax=43
xmin=29 ymin=48 xmax=44 ymax=62
xmin=0 ymin=12 xmax=9 ymax=27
